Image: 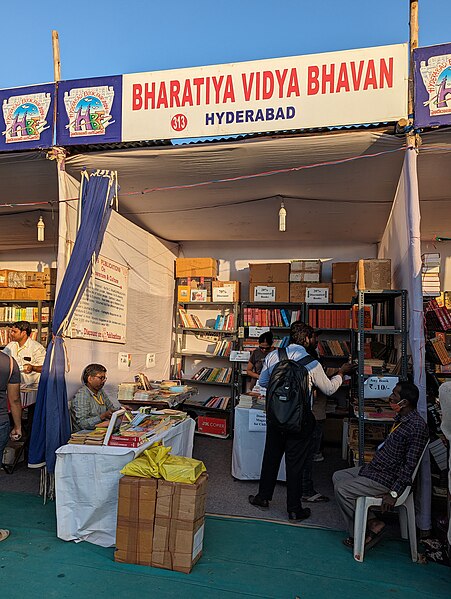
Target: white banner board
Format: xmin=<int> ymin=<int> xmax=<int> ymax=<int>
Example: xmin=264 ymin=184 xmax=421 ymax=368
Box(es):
xmin=69 ymin=256 xmax=129 ymax=344
xmin=364 ymin=376 xmax=399 ymax=398
xmin=122 ymin=44 xmax=407 ymax=140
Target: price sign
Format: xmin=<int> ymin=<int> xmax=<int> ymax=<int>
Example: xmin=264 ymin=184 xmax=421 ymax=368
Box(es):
xmin=248 ymin=326 xmax=270 ymax=338
xmin=364 ymin=376 xmax=398 ymax=398
xmin=305 ymin=287 xmax=329 ymax=303
xmin=229 ymin=350 xmax=251 ymax=362
xmin=253 ymin=285 xmax=276 ymax=302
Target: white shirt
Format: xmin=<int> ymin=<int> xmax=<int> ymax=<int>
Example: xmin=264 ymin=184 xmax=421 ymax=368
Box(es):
xmin=258 ymin=343 xmax=343 ymax=398
xmin=3 ymin=337 xmax=46 ymax=388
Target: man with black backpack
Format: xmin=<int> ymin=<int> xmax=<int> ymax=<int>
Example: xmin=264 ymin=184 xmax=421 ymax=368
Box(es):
xmin=249 ymin=321 xmax=353 ymax=522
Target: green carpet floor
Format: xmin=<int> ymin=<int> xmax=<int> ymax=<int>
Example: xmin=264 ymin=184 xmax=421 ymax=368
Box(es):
xmin=0 ymin=492 xmax=450 ymax=598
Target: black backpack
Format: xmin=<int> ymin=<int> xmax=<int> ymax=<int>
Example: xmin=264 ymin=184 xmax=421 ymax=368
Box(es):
xmin=266 ymin=348 xmax=316 ymax=434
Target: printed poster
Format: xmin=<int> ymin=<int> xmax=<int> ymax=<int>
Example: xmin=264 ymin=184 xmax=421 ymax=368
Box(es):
xmin=69 ymin=256 xmax=128 ymax=344
xmin=414 ymin=43 xmax=451 ymax=128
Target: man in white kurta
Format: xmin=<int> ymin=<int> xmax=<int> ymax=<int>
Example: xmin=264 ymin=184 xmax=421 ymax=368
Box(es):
xmin=2 ymin=321 xmax=46 ymax=407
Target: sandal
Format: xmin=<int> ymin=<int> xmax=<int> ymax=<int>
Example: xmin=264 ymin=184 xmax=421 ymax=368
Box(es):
xmin=302 ymin=492 xmax=330 ymax=503
xmin=343 ymin=537 xmax=354 ymax=548
xmin=364 ymin=527 xmax=385 ymax=551
xmin=0 ymin=529 xmax=10 ymax=542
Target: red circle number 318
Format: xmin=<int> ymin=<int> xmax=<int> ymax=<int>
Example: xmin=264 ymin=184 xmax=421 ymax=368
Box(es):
xmin=171 ymin=114 xmax=187 ymax=132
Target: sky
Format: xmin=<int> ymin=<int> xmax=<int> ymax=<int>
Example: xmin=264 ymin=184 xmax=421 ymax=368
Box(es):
xmin=1 ymin=0 xmax=451 ymax=89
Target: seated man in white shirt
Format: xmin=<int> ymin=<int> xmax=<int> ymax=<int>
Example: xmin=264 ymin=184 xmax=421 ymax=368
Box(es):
xmin=3 ymin=321 xmax=47 ymax=399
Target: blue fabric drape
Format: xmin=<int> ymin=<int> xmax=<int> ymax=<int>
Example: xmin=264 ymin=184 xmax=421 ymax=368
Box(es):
xmin=28 ymin=170 xmax=117 ymax=472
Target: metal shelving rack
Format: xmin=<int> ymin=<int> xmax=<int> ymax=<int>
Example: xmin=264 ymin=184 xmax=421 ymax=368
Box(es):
xmin=0 ymin=300 xmax=54 ymax=348
xmin=353 ymin=290 xmax=408 ymax=466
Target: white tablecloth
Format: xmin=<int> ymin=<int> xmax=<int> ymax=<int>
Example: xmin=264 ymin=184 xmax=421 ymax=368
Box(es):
xmin=55 ymin=417 xmax=195 ymax=547
xmin=231 ymin=407 xmax=286 ymax=481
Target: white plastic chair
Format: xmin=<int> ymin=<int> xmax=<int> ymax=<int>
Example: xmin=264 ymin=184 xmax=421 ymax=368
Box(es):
xmin=353 ymin=442 xmax=429 ymax=562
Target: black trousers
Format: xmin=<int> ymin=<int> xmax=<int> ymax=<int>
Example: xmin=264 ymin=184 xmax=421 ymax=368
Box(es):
xmin=258 ymin=422 xmax=314 ymax=513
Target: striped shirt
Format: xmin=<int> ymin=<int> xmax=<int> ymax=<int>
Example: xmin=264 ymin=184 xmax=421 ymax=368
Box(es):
xmin=360 ymin=410 xmax=428 ymax=495
xmin=70 ymin=385 xmax=116 ymax=431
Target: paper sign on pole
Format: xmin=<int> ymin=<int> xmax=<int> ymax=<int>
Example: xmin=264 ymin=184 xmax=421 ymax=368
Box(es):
xmin=364 ymin=376 xmax=398 ymax=398
xmin=248 ymin=409 xmax=267 ymax=431
xmin=230 ymin=350 xmax=251 ymax=362
xmin=248 ymin=326 xmax=270 ymax=338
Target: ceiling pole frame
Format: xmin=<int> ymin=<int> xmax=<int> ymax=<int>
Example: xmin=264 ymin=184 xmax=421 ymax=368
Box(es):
xmin=407 ymin=0 xmax=419 ymax=148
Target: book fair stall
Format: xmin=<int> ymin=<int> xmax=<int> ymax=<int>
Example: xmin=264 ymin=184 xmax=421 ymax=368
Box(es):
xmin=0 ymin=40 xmax=450 ymax=571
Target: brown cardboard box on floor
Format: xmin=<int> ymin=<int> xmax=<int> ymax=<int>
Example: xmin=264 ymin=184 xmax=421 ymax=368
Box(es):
xmin=176 ymin=258 xmax=218 ymax=279
xmin=249 ymin=282 xmax=289 ymax=303
xmin=249 ymin=263 xmax=290 ymax=283
xmin=114 ymin=476 xmax=158 ymax=566
xmin=152 ymin=517 xmax=205 ymax=574
xmin=357 ymin=259 xmax=391 ymax=290
xmin=333 ymin=283 xmax=356 ymax=303
xmin=290 ymin=283 xmax=332 ymax=303
xmin=332 ymin=262 xmax=358 ymax=284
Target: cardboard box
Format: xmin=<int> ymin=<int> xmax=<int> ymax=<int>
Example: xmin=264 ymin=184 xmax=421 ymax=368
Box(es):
xmin=290 ymin=260 xmax=322 ymax=273
xmin=14 ymin=288 xmax=48 ymax=301
xmin=357 ymin=259 xmax=391 ymax=290
xmin=156 ymin=473 xmax=208 ymax=521
xmin=333 ymin=283 xmax=355 ymax=303
xmin=177 ymin=277 xmax=212 ymax=302
xmin=176 ymin=258 xmax=218 ymax=279
xmin=115 ymin=476 xmax=158 ymax=566
xmin=197 ymin=415 xmax=228 ymax=437
xmin=43 ymin=268 xmax=57 ymax=285
xmin=0 ymin=270 xmax=10 ymax=288
xmin=152 ymin=517 xmax=205 ymax=574
xmin=332 ymin=262 xmax=358 ymax=284
xmin=290 ymin=283 xmax=332 ymax=303
xmin=25 ymin=271 xmax=46 ymax=288
xmin=0 ymin=288 xmax=16 ymax=300
xmin=249 ymin=263 xmax=290 ymax=283
xmin=249 ymin=282 xmax=289 ymax=303
xmin=212 ymin=281 xmax=240 ymax=303
xmin=289 ymin=271 xmax=321 ymax=283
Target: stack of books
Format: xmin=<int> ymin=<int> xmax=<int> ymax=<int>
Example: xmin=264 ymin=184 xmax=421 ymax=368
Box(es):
xmin=118 ymin=383 xmax=140 ymax=401
xmin=236 ymin=394 xmax=253 ymax=409
xmin=309 ymin=308 xmax=350 ymax=329
xmin=422 ymin=253 xmax=441 ymax=297
xmin=191 ymin=367 xmax=232 ymax=383
xmin=318 ymin=339 xmax=350 ymax=357
xmin=68 ymin=430 xmax=92 ymax=445
xmin=85 ymin=427 xmax=108 ymax=445
xmin=425 ymin=299 xmax=451 ymax=331
xmin=427 ymin=335 xmax=451 ymax=365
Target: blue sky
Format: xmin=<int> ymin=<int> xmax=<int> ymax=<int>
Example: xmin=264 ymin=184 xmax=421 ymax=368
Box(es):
xmin=1 ymin=0 xmax=451 ymax=88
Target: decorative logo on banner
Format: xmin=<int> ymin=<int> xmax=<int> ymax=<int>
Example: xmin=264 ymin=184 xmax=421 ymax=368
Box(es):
xmin=419 ymin=53 xmax=451 ymax=117
xmin=64 ymin=85 xmax=115 ymax=137
xmin=56 ymin=76 xmax=122 ymax=146
xmin=414 ymin=44 xmax=451 ymax=128
xmin=0 ymin=84 xmax=55 ymax=151
xmin=2 ymin=93 xmax=51 ymax=143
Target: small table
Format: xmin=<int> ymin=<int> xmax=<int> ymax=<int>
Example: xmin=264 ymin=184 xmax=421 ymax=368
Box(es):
xmin=55 ymin=417 xmax=195 ymax=547
xmin=232 ymin=406 xmax=286 ymax=481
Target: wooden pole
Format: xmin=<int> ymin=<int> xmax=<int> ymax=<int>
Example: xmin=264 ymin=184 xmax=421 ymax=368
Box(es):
xmin=52 ymin=30 xmax=61 ymax=82
xmin=407 ymin=0 xmax=419 ymax=146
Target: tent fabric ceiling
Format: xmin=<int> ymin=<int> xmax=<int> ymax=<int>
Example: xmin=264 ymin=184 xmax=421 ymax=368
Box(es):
xmin=65 ymin=130 xmax=407 ymax=243
xmin=0 ymin=151 xmax=58 ymax=250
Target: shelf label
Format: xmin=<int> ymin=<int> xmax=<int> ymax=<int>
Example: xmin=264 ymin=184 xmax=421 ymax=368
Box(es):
xmin=253 ymin=285 xmax=276 ymax=302
xmin=248 ymin=326 xmax=270 ymax=338
xmin=305 ymin=287 xmax=329 ymax=303
xmin=248 ymin=409 xmax=267 ymax=431
xmin=230 ymin=350 xmax=251 ymax=362
xmin=364 ymin=376 xmax=399 ymax=398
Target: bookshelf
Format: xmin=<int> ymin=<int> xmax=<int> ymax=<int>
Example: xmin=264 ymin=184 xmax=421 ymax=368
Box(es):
xmin=351 ymin=290 xmax=408 ymax=466
xmin=173 ymin=302 xmax=240 ymax=439
xmin=0 ymin=300 xmax=54 ymax=348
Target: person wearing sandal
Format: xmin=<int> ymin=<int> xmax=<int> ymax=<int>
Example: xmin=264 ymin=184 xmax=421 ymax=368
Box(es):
xmin=333 ymin=382 xmax=428 ymax=551
xmin=0 ymin=352 xmax=22 ymax=544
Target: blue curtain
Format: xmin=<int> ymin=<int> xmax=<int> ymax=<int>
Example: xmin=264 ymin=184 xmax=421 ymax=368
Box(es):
xmin=28 ymin=170 xmax=117 ymax=473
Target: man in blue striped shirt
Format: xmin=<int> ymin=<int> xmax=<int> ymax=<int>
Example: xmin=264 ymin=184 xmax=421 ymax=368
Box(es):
xmin=333 ymin=381 xmax=428 ymax=548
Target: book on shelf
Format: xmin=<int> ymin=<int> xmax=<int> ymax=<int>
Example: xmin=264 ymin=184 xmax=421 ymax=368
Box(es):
xmin=243 ymin=307 xmax=301 ymax=327
xmin=351 ymin=305 xmax=373 ymax=330
xmin=309 ymin=308 xmax=350 ymax=329
xmin=427 ymin=337 xmax=451 ymax=365
xmin=317 ymin=339 xmax=350 ymax=357
xmin=425 ymin=299 xmax=451 ymax=331
xmin=191 ymin=367 xmax=232 ymax=384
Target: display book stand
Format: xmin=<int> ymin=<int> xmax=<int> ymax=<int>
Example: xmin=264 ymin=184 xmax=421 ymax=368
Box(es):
xmin=0 ymin=299 xmax=54 ymax=474
xmin=172 ymin=301 xmax=240 ymax=439
xmin=350 ymin=290 xmax=408 ymax=467
xmin=240 ymin=301 xmax=352 ymax=414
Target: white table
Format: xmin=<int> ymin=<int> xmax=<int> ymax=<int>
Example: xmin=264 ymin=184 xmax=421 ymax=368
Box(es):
xmin=55 ymin=417 xmax=195 ymax=547
xmin=231 ymin=406 xmax=286 ymax=481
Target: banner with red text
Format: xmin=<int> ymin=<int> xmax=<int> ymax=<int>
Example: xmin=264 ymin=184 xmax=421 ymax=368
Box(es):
xmin=122 ymin=44 xmax=408 ymax=139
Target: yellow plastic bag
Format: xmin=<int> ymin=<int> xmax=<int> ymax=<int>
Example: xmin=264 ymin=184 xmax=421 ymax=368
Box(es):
xmin=120 ymin=444 xmax=171 ymax=478
xmin=159 ymin=455 xmax=206 ymax=484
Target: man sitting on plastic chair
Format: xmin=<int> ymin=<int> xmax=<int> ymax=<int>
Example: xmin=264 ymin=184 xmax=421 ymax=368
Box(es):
xmin=333 ymin=381 xmax=428 ymax=553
